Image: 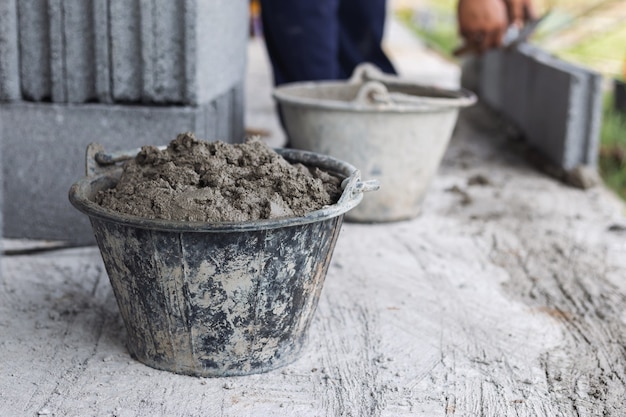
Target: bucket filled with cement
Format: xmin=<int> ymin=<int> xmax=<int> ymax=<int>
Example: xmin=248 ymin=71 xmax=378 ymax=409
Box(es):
xmin=273 ymin=63 xmax=476 ymax=222
xmin=68 ymin=134 xmax=377 ymax=377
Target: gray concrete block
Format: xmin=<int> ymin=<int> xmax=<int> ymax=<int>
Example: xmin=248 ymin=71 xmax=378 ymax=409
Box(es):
xmin=214 ymin=90 xmax=233 ymax=141
xmin=459 ymin=56 xmax=482 ymax=94
xmin=140 ymin=0 xmax=185 ymax=103
xmin=48 ymin=0 xmax=67 ymax=102
xmin=183 ymin=0 xmax=198 ymax=103
xmin=93 ymin=0 xmax=112 ymax=103
xmin=475 ymin=45 xmax=602 ymax=170
xmin=3 ymin=0 xmax=247 ymax=106
xmin=16 ymin=0 xmax=51 ymax=101
xmin=0 ymin=85 xmax=244 ymax=244
xmin=0 ymin=0 xmax=20 ymax=101
xmin=196 ymin=84 xmax=245 ymax=143
xmin=231 ymin=82 xmax=246 ymax=143
xmin=524 ymin=56 xmax=571 ymax=167
xmin=500 ymin=50 xmax=533 ymax=130
xmin=0 ymin=102 xmax=3 ymax=274
xmin=535 ymin=48 xmax=603 ymax=168
xmin=584 ymin=71 xmax=603 ymax=167
xmin=63 ymin=0 xmax=97 ymax=103
xmin=18 ymin=0 xmax=97 ymax=104
xmin=192 ymin=0 xmax=248 ymax=104
xmin=105 ymin=0 xmax=247 ymax=105
xmin=139 ymin=0 xmax=156 ymax=101
xmin=479 ymin=50 xmax=505 ymax=109
xmin=521 ymin=46 xmax=602 ymax=169
xmin=110 ymin=0 xmax=143 ymax=102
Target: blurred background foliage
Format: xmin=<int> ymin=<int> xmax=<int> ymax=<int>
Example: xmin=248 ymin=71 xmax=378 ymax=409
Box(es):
xmin=395 ymin=0 xmax=626 ymax=200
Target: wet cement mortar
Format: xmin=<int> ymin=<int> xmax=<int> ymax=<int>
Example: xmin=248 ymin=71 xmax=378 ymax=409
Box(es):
xmin=97 ymin=133 xmax=343 ymax=222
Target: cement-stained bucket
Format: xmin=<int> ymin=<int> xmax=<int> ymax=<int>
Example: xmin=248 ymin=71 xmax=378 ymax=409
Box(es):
xmin=273 ymin=63 xmax=476 ymax=222
xmin=69 ymin=143 xmax=377 ymax=377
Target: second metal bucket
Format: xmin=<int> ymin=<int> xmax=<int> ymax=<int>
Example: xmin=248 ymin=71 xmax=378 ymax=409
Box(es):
xmin=273 ymin=64 xmax=476 ymax=222
xmin=69 ymin=144 xmax=376 ymax=377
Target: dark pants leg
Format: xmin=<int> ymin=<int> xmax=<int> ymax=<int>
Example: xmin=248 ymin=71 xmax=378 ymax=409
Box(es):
xmin=259 ymin=0 xmax=341 ymax=85
xmin=260 ymin=0 xmax=395 ymax=85
xmin=337 ymin=0 xmax=396 ymax=79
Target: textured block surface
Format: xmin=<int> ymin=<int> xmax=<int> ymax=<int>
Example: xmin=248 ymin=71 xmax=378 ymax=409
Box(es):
xmin=192 ymin=0 xmax=248 ymax=104
xmin=3 ymin=0 xmax=247 ymax=105
xmin=16 ymin=0 xmax=51 ymax=101
xmin=63 ymin=0 xmax=96 ymax=102
xmin=0 ymin=0 xmax=20 ymax=101
xmin=0 ymin=85 xmax=244 ymax=243
xmin=476 ymin=45 xmax=602 ymax=170
xmin=0 ymin=101 xmax=3 ymax=273
xmin=109 ymin=0 xmax=142 ymax=102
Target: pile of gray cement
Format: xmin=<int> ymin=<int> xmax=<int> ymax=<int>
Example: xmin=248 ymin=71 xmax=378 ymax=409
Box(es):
xmin=96 ymin=133 xmax=342 ymax=222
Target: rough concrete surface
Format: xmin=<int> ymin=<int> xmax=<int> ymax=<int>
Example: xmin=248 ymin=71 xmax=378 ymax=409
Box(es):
xmin=1 ymin=12 xmax=625 ymax=417
xmin=2 ymin=103 xmax=625 ymax=416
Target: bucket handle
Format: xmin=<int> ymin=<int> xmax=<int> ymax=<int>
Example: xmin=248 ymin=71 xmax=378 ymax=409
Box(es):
xmin=353 ymin=80 xmax=437 ymax=107
xmin=349 ymin=63 xmax=477 ymax=109
xmin=353 ymin=81 xmax=392 ymax=105
xmin=348 ymin=63 xmax=388 ymax=84
xmin=340 ymin=175 xmax=380 ymax=203
xmin=353 ymin=80 xmax=476 ymax=109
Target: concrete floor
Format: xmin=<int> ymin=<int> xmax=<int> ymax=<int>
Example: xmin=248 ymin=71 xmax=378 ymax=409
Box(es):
xmin=2 ymin=13 xmax=626 ymax=417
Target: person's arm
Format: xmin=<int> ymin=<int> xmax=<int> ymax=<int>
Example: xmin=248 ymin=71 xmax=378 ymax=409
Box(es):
xmin=457 ymin=0 xmax=507 ymax=53
xmin=503 ymin=0 xmax=536 ymax=28
xmin=457 ymin=0 xmax=535 ymax=54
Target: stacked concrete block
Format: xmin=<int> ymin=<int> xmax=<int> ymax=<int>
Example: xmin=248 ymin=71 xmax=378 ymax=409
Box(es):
xmin=0 ymin=0 xmax=20 ymax=101
xmin=6 ymin=0 xmax=248 ymax=105
xmin=0 ymin=104 xmax=3 ymax=269
xmin=614 ymin=79 xmax=626 ymax=114
xmin=0 ymin=0 xmax=248 ymax=243
xmin=476 ymin=44 xmax=602 ymax=170
xmin=0 ymin=0 xmax=15 ymax=261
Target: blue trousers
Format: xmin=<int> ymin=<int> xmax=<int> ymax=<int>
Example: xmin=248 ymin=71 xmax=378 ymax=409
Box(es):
xmin=260 ymin=0 xmax=396 ymax=85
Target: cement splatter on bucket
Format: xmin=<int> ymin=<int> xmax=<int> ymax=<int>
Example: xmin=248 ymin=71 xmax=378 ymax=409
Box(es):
xmin=69 ymin=143 xmax=377 ymax=377
xmin=273 ymin=63 xmax=477 ymax=222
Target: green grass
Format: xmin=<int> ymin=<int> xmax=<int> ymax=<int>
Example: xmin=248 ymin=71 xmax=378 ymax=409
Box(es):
xmin=396 ymin=8 xmax=459 ymax=58
xmin=397 ymin=1 xmax=626 ymax=76
xmin=557 ymin=23 xmax=626 ymax=76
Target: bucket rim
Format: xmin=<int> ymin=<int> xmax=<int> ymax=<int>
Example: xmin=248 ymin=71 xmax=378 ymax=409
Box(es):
xmin=272 ymin=79 xmax=476 ymax=113
xmin=69 ymin=148 xmax=366 ymax=233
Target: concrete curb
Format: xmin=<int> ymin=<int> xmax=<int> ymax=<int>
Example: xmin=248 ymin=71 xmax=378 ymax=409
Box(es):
xmin=475 ymin=44 xmax=602 ymax=171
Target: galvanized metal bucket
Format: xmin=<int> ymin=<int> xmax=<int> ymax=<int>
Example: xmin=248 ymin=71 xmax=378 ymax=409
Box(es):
xmin=69 ymin=143 xmax=377 ymax=377
xmin=273 ymin=63 xmax=477 ymax=222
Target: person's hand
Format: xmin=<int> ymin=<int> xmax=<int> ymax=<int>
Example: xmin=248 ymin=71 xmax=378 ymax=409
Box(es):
xmin=457 ymin=0 xmax=508 ymax=54
xmin=503 ymin=0 xmax=536 ymax=28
